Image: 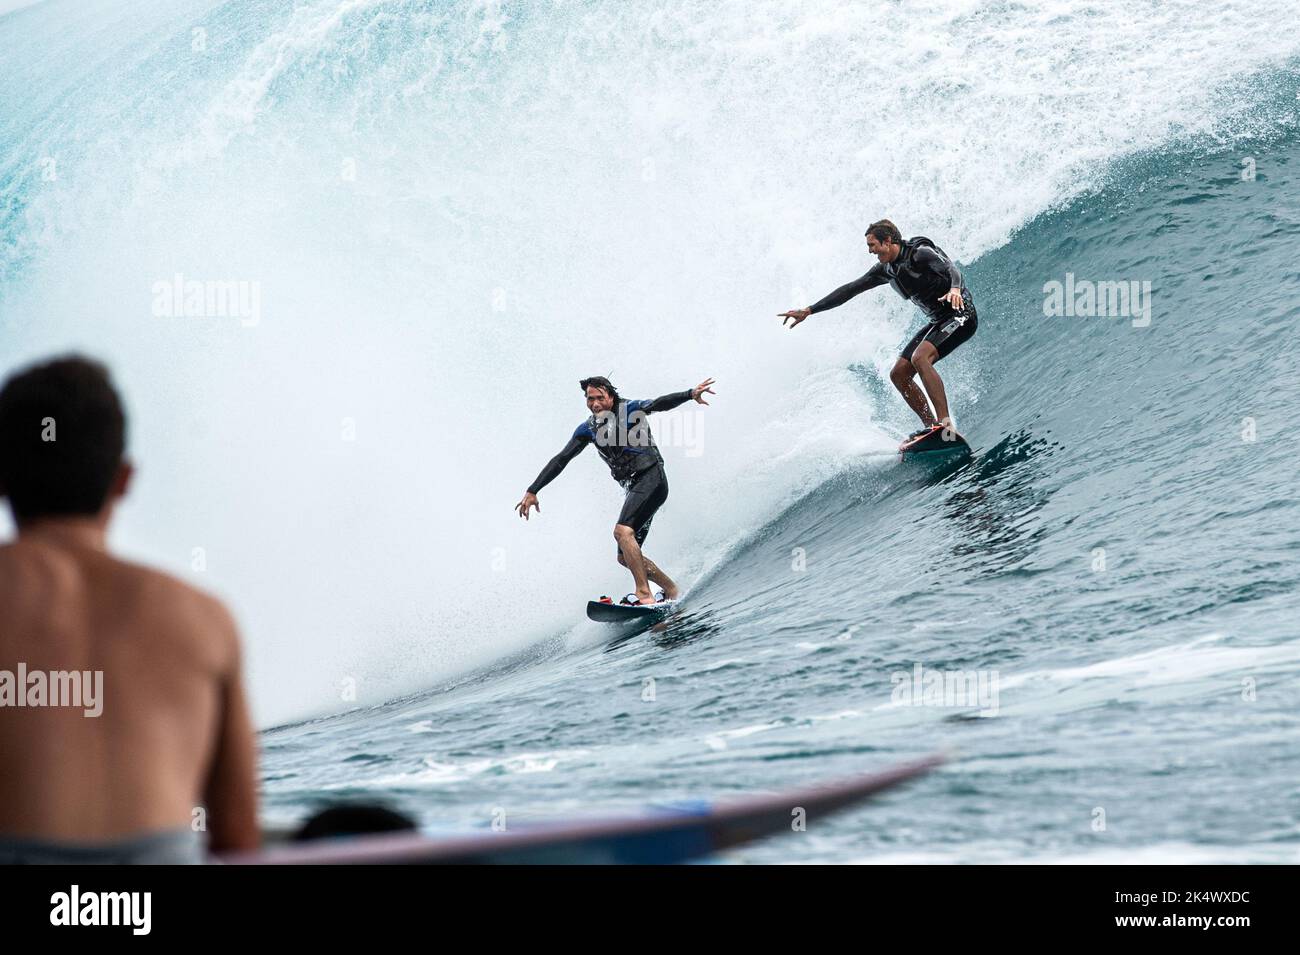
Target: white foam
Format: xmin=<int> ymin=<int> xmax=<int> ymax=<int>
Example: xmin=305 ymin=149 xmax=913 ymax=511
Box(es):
xmin=316 ymin=748 xmax=588 ymax=790
xmin=1003 ymin=633 xmax=1300 ymax=691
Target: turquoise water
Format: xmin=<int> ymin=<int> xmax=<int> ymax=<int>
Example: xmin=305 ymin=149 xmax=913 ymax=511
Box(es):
xmin=263 ymin=136 xmax=1300 ymax=862
xmin=3 ymin=1 xmax=1300 ymax=862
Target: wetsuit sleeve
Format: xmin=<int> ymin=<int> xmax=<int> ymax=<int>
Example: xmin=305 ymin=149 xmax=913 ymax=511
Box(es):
xmin=914 ymin=245 xmax=963 ymax=288
xmin=527 ymin=430 xmax=590 ymax=495
xmin=807 ymin=264 xmax=889 ymax=314
xmin=634 ymin=390 xmax=694 ymax=414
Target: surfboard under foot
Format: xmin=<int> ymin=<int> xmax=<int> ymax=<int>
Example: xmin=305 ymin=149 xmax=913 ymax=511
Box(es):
xmin=586 ymin=599 xmax=677 ymax=622
xmin=899 ymin=425 xmax=970 ymax=454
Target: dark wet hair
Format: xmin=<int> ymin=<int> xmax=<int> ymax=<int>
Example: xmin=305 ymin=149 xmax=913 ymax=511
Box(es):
xmin=865 ymin=219 xmax=903 ymax=245
xmin=579 ymin=376 xmax=620 ymax=403
xmin=0 ymin=355 xmax=126 ymax=521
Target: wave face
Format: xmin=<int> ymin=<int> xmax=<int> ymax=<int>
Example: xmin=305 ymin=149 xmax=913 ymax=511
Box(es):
xmin=254 ymin=126 xmax=1300 ymax=862
xmin=2 ymin=0 xmax=1299 ymax=781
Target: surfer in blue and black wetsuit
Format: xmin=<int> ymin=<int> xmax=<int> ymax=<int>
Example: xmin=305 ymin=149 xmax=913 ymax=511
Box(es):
xmin=516 ymin=375 xmax=716 ymax=606
xmin=780 ymin=219 xmax=977 ymax=442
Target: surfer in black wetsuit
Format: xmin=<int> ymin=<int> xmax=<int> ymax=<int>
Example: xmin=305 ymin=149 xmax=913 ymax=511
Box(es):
xmin=779 ymin=219 xmax=977 ymax=441
xmin=516 ymin=375 xmax=716 ymax=606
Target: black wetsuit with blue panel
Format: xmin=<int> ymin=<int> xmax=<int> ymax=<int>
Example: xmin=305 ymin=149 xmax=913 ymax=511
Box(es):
xmin=527 ymin=390 xmax=693 ymax=550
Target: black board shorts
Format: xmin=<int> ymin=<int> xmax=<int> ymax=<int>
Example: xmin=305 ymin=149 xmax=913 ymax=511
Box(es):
xmin=901 ymin=298 xmax=978 ymax=363
xmin=615 ymin=465 xmax=668 ymax=551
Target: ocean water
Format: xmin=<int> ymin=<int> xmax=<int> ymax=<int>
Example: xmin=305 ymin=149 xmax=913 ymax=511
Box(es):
xmin=2 ymin=0 xmax=1299 ymax=862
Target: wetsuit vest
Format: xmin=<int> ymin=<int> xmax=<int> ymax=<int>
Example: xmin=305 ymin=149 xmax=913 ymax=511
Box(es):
xmin=585 ymin=400 xmax=665 ymax=483
xmin=527 ymin=391 xmax=694 ymax=494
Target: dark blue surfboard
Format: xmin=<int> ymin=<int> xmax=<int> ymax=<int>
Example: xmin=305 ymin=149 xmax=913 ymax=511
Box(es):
xmin=899 ymin=425 xmax=970 ymax=454
xmin=220 ymin=754 xmax=945 ymax=865
xmin=586 ymin=598 xmax=677 ymax=623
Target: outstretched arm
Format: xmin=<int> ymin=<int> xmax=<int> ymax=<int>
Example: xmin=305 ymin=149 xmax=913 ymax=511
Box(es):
xmin=781 ymin=265 xmax=887 ymax=327
xmin=809 ymin=266 xmax=889 ymax=314
xmin=637 ymin=390 xmax=693 ymax=414
xmin=528 ymin=435 xmax=587 ymax=495
xmin=517 ymin=433 xmax=589 ymax=519
xmin=635 ymin=378 xmax=718 ymax=414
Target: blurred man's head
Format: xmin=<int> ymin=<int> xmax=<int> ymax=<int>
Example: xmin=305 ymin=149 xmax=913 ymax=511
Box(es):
xmin=0 ymin=356 xmax=131 ymax=526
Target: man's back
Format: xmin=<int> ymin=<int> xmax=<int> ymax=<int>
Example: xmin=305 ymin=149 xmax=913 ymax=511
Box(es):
xmin=0 ymin=525 xmax=257 ymax=851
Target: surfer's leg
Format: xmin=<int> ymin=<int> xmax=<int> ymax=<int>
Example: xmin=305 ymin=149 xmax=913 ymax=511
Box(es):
xmin=614 ymin=466 xmax=670 ymax=604
xmin=909 ymin=341 xmax=951 ymax=425
xmin=890 ymin=356 xmax=936 ymax=426
xmin=914 ymin=308 xmax=978 ymax=428
xmin=621 ymin=551 xmax=678 ymax=599
xmin=635 ymin=477 xmax=677 ymax=598
xmin=617 ymin=541 xmax=678 ymax=599
xmin=614 ymin=524 xmax=654 ymax=602
xmin=640 ymin=557 xmax=679 ymax=600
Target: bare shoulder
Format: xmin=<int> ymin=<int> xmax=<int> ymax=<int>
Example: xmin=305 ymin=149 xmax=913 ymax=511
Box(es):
xmin=108 ymin=557 xmax=244 ymax=669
